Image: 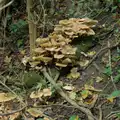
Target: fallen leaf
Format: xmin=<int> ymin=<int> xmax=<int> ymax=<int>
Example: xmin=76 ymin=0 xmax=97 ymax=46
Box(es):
xmin=107 ymin=90 xmax=120 ymax=103
xmin=69 ymin=115 xmax=81 ymax=120
xmin=81 ymin=90 xmax=92 ymax=99
xmin=0 ymin=93 xmax=16 ymax=102
xmin=67 ymin=67 xmax=80 ymax=79
xmin=87 ymin=51 xmax=96 ymax=57
xmin=30 ymin=91 xmax=43 ymax=99
xmin=96 ymin=76 xmax=103 ymax=83
xmin=43 ymin=88 xmax=52 ymax=97
xmin=79 ymin=60 xmax=89 ymax=67
xmin=27 ymin=108 xmax=43 ymax=117
xmin=22 ymin=56 xmax=30 ymax=66
xmin=63 ymin=85 xmax=74 ymax=91
xmin=84 ymin=94 xmax=97 ymax=105
xmin=4 ymin=56 xmax=11 ymax=64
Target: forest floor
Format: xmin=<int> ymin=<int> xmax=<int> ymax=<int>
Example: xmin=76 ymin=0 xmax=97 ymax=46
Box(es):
xmin=1 ymin=9 xmax=120 ymax=120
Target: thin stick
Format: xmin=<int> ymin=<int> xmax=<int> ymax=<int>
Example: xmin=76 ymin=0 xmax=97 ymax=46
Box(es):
xmin=41 ymin=68 xmax=97 ymax=120
xmin=108 ymin=41 xmax=117 ymax=90
xmin=105 ymin=110 xmax=120 ymax=119
xmin=0 ymin=0 xmax=14 ymax=11
xmin=0 ymin=106 xmax=26 ymax=116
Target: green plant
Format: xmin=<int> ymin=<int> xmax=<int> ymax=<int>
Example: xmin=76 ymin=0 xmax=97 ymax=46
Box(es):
xmin=116 ymin=113 xmax=120 ymax=119
xmin=69 ymin=115 xmax=81 ymax=120
xmin=9 ymin=19 xmax=27 ymax=34
xmin=103 ymin=65 xmax=112 ymax=76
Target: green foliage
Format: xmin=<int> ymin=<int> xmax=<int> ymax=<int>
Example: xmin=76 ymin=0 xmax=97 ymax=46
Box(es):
xmin=9 ymin=19 xmax=27 ymax=34
xmin=108 ymin=90 xmax=120 ymax=99
xmin=116 ymin=113 xmax=120 ymax=119
xmin=69 ymin=115 xmax=81 ymax=120
xmin=103 ymin=65 xmax=112 ymax=76
xmin=36 ymin=118 xmax=44 ymax=120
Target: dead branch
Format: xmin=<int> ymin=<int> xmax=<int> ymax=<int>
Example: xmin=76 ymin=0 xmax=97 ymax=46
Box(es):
xmin=41 ymin=67 xmax=98 ymax=120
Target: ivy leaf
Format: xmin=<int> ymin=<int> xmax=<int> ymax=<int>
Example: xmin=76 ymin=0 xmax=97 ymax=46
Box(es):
xmin=103 ymin=65 xmax=112 ymax=76
xmin=114 ymin=74 xmax=120 ymax=83
xmin=107 ymin=90 xmax=120 ymax=102
xmin=116 ymin=113 xmax=120 ymax=119
xmin=69 ymin=115 xmax=81 ymax=120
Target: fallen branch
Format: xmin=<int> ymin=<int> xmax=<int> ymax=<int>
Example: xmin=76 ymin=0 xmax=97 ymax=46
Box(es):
xmin=41 ymin=67 xmax=97 ymax=120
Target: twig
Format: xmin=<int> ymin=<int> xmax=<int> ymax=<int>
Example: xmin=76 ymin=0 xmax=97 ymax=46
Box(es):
xmin=39 ymin=0 xmax=46 ymax=36
xmin=97 ymin=101 xmax=106 ymax=120
xmin=41 ymin=67 xmax=97 ymax=120
xmin=98 ymin=104 xmax=102 ymax=120
xmin=83 ymin=42 xmax=120 ymax=70
xmin=0 ymin=0 xmax=14 ymax=11
xmin=105 ymin=110 xmax=120 ymax=119
xmin=108 ymin=41 xmax=117 ymax=90
xmin=0 ymin=106 xmax=26 ymax=116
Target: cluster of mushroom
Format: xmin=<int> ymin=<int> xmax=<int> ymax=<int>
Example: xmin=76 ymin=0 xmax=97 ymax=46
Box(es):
xmin=31 ymin=18 xmax=98 ymax=67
